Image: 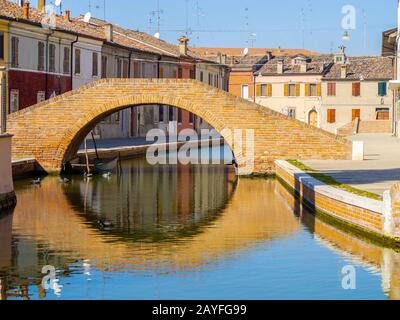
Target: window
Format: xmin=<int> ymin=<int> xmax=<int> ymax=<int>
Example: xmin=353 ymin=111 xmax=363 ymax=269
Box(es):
xmin=257 ymin=84 xmax=272 ymax=97
xmin=134 ymin=61 xmax=140 ymax=78
xmin=327 ymin=109 xmax=336 ymax=123
xmin=92 ymin=52 xmax=98 ymax=76
xmin=49 ymin=44 xmax=56 ymax=73
xmin=63 ymin=47 xmax=70 ymax=74
xmin=327 ymin=82 xmax=336 ymax=96
xmin=352 ymin=109 xmax=360 ymax=121
xmin=172 ymin=69 xmax=177 ymax=79
xmin=378 ymin=82 xmax=387 ymax=97
xmin=0 ymin=32 xmax=4 ymax=60
xmin=159 ymin=66 xmax=164 ymax=78
xmin=74 ymin=49 xmax=81 ymax=75
xmin=37 ymin=91 xmax=45 ymax=103
xmin=153 ymin=64 xmax=157 ymax=77
xmin=288 ymin=84 xmax=297 ymax=96
xmin=37 ymin=42 xmax=45 ymax=71
xmin=352 ymin=82 xmax=361 ymax=96
xmin=200 ymin=71 xmax=204 ymax=82
xmin=189 ymin=112 xmax=194 ymax=124
xmin=287 ymin=107 xmax=296 ymax=119
xmin=159 ymin=106 xmax=164 ymax=122
xmin=376 ymin=108 xmax=390 ymax=120
xmin=241 ymin=85 xmax=249 ymax=99
xmin=178 ymin=109 xmax=182 ymax=124
xmin=123 ymin=60 xmax=129 ymax=78
xmin=309 ymin=84 xmax=317 ymax=96
xmin=178 ymin=67 xmax=183 ymax=79
xmin=101 ymin=56 xmax=107 ymax=78
xmin=169 ymin=107 xmax=175 ymax=121
xmin=11 ymin=37 xmax=19 ymax=68
xmin=116 ymin=58 xmax=122 ymax=78
xmin=10 ymin=90 xmax=19 ymax=113
xmin=190 ymin=68 xmax=195 ymax=79
xmin=208 ymin=73 xmax=212 ymax=85
xmin=141 ymin=62 xmax=146 ymax=78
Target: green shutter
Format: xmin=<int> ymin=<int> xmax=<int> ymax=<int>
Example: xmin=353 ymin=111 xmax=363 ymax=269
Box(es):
xmin=378 ymin=82 xmax=387 ymax=97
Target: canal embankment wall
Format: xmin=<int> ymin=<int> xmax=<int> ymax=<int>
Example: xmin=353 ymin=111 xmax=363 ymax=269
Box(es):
xmin=11 ymin=138 xmax=225 ymax=178
xmin=76 ymin=138 xmax=225 ymax=162
xmin=275 ymin=160 xmax=400 ymax=245
xmin=0 ymin=134 xmax=16 ymax=212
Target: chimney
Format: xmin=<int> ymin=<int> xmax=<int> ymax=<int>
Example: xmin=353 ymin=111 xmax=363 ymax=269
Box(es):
xmin=341 ymin=64 xmax=347 ymax=79
xmin=221 ymin=54 xmax=227 ymax=65
xmin=277 ymin=59 xmax=284 ymax=74
xmin=300 ymin=61 xmax=307 ymax=73
xmin=64 ymin=9 xmax=71 ymax=22
xmin=23 ymin=1 xmax=30 ymax=19
xmin=266 ymin=51 xmax=273 ymax=60
xmin=104 ymin=23 xmax=113 ymax=42
xmin=335 ymin=45 xmax=346 ymax=64
xmin=38 ymin=0 xmax=45 ymax=11
xmin=178 ymin=36 xmax=189 ymax=56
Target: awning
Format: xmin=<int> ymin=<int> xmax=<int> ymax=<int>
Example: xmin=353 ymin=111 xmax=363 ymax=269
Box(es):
xmin=389 ymin=80 xmax=400 ymax=90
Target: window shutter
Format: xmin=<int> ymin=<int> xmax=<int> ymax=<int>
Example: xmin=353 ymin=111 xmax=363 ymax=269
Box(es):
xmin=284 ymin=83 xmax=289 ymax=96
xmin=305 ymin=83 xmax=309 ymax=97
xmin=256 ymin=84 xmax=261 ymax=97
xmin=159 ymin=67 xmax=164 ymax=78
xmin=268 ymin=84 xmax=272 ymax=97
xmin=296 ymin=83 xmax=300 ymax=96
xmin=316 ymin=83 xmax=321 ymax=96
xmin=378 ymin=82 xmax=387 ymax=96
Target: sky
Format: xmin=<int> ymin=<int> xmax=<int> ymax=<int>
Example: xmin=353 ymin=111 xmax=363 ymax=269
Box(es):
xmin=50 ymin=0 xmax=396 ymax=56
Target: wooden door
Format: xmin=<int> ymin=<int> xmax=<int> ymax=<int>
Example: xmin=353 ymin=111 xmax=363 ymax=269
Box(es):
xmin=309 ymin=110 xmax=318 ymax=127
xmin=352 ymin=109 xmax=360 ymax=121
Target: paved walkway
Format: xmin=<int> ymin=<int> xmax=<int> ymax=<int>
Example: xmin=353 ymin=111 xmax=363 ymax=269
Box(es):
xmin=303 ymin=133 xmax=400 ymax=196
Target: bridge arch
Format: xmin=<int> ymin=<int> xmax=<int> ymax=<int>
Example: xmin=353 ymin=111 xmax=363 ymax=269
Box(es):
xmin=58 ymin=95 xmax=233 ymax=170
xmin=7 ymin=79 xmax=352 ymax=175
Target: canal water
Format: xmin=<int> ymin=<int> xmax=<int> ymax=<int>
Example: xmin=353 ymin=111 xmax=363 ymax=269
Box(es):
xmin=0 ymin=152 xmax=399 ymax=300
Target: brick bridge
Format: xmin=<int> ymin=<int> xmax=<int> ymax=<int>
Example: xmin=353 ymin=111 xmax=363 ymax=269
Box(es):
xmin=7 ymin=79 xmax=351 ymax=175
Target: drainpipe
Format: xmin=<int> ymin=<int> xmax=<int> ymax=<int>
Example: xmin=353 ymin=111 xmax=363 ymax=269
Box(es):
xmin=128 ymin=51 xmax=132 ymax=79
xmin=70 ymin=36 xmax=78 ymax=90
xmin=0 ymin=67 xmax=6 ymax=133
xmin=157 ymin=55 xmax=161 ymax=78
xmin=253 ymin=74 xmax=256 ymax=103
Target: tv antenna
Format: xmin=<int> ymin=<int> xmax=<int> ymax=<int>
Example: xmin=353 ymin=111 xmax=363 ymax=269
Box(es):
xmin=149 ymin=0 xmax=163 ymax=36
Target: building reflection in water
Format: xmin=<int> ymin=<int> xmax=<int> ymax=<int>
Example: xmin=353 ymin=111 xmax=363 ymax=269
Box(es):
xmin=0 ymin=157 xmax=400 ymax=299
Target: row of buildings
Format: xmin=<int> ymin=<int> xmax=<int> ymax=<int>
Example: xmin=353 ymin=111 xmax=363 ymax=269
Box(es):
xmin=193 ymin=47 xmax=394 ymax=135
xmin=0 ymin=0 xmax=395 ymax=140
xmin=0 ymin=0 xmax=229 ymax=139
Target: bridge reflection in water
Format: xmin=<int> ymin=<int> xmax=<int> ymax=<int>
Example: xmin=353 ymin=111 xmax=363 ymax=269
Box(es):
xmin=0 ymin=158 xmax=399 ymax=299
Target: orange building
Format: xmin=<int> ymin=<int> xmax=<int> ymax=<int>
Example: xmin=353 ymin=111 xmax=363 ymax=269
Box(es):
xmin=192 ymin=48 xmax=319 ymax=101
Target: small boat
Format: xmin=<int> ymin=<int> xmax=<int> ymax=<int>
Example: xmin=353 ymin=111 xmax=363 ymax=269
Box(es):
xmin=94 ymin=157 xmax=119 ymax=173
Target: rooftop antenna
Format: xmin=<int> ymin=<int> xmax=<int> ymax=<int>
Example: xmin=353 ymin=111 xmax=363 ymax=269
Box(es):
xmin=194 ymin=0 xmax=204 ymax=45
xmin=244 ymin=7 xmax=249 ymax=46
xmin=185 ymin=0 xmax=192 ymax=36
xmin=362 ymin=8 xmax=367 ymax=50
xmin=54 ymin=0 xmax=62 ymax=14
xmin=149 ymin=0 xmax=163 ymax=36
